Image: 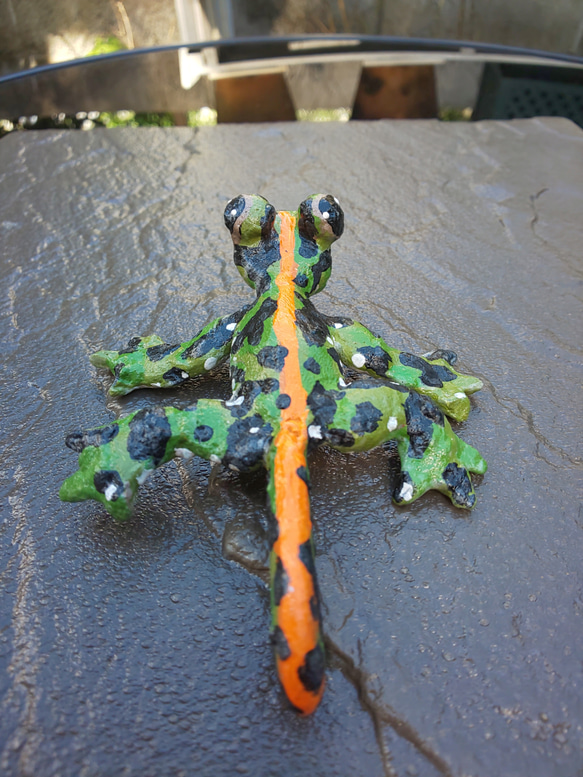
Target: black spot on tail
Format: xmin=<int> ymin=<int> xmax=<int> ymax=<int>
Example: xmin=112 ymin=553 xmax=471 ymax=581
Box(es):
xmin=93 ymin=470 xmax=124 ymax=501
xmin=296 ymin=466 xmax=309 ymax=487
xmin=271 ymin=626 xmax=291 ymax=661
xmin=273 ymin=558 xmax=289 ymax=606
xmin=65 ymin=423 xmax=119 ymax=452
xmin=299 ymin=539 xmax=316 ymax=579
xmin=127 ymin=407 xmax=172 ymax=465
xmin=298 ymin=644 xmax=325 ymax=693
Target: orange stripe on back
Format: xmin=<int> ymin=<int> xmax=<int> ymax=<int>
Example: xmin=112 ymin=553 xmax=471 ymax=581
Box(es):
xmin=272 ymin=211 xmax=323 ymax=714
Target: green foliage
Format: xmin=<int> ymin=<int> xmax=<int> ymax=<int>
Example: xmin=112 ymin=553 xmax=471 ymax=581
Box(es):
xmin=87 ymin=36 xmax=127 ymax=57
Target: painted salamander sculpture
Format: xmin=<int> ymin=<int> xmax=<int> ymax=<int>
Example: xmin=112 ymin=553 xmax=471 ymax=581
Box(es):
xmin=60 ymin=194 xmax=487 ymax=714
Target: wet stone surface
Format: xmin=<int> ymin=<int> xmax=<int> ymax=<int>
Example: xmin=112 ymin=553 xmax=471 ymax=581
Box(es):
xmin=1 ymin=119 xmax=582 ymax=777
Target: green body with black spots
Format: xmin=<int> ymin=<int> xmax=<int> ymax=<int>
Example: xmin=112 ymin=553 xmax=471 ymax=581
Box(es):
xmin=61 ymin=194 xmax=487 ymax=714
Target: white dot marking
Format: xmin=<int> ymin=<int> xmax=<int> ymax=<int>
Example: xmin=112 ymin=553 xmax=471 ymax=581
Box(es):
xmin=387 ymin=416 xmax=398 ymax=432
xmin=399 ymin=482 xmax=414 ymax=502
xmin=226 ymin=322 xmax=236 ymax=331
xmin=322 ymin=211 xmax=330 ymax=219
xmin=204 ymin=356 xmax=217 ymax=370
xmin=352 ymin=353 xmax=366 ymax=368
xmin=454 ymin=392 xmax=466 ymax=399
xmin=308 ymin=425 xmax=323 ymax=440
xmin=326 ymin=336 xmax=334 ymax=345
xmin=333 ymin=322 xmax=343 ymax=329
xmin=338 ymin=377 xmax=348 ymax=388
xmin=230 ymin=208 xmax=237 ymax=217
xmin=181 ymin=371 xmax=188 ymax=379
xmin=249 ymin=427 xmax=260 ymax=434
xmin=104 ymin=483 xmax=118 ymax=502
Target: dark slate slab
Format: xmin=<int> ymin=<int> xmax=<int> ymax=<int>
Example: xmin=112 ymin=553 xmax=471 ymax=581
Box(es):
xmin=0 ymin=119 xmax=581 ymax=777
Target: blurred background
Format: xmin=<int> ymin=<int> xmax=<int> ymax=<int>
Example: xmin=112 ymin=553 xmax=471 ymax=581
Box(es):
xmin=1 ymin=0 xmax=582 ymax=130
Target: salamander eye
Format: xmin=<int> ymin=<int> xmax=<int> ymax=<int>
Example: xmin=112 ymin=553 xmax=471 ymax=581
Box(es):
xmin=298 ymin=194 xmax=344 ymax=242
xmin=224 ymin=194 xmax=275 ymax=246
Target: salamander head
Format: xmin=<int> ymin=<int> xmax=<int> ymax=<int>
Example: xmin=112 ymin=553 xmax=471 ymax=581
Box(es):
xmin=223 ymin=194 xmax=344 ymax=296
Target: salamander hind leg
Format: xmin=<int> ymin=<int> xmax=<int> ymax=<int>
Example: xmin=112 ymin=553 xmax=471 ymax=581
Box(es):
xmin=315 ymin=380 xmax=486 ymax=510
xmin=59 ymin=400 xmax=265 ymax=521
xmin=392 ymin=391 xmax=487 ymax=509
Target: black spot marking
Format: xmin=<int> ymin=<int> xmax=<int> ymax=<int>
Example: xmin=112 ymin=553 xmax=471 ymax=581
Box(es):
xmin=323 ymin=314 xmax=354 ymax=328
xmin=298 ymin=197 xmax=317 ymax=241
xmin=325 ymin=428 xmax=355 ymax=447
xmin=162 ymin=367 xmax=188 ymax=386
xmin=276 ymin=393 xmax=291 ymax=409
xmin=303 ymin=357 xmax=321 ymax=375
xmin=233 ymin=232 xmax=280 ymax=294
xmin=296 ymin=466 xmax=309 ymax=487
xmin=307 ymin=382 xmax=344 ymax=427
xmin=393 ymin=471 xmax=414 ymax=504
xmin=65 ymin=423 xmax=119 ymax=453
xmin=298 ymin=644 xmax=325 ymax=693
xmin=299 ymin=538 xmax=316 ymax=579
xmin=426 ymin=349 xmax=458 ymax=366
xmin=358 ymin=345 xmax=392 ymax=376
xmin=399 ymin=352 xmax=456 ymax=388
xmin=146 ymin=342 xmax=178 ymax=362
xmin=94 ymin=470 xmax=124 ymax=501
xmin=231 ymin=297 xmax=277 ymax=353
xmin=404 ymin=392 xmax=444 ymax=459
xmin=229 ymin=379 xmax=280 ymax=418
xmin=295 ymin=299 xmax=329 ymax=347
xmin=294 ymin=273 xmax=308 ymax=288
xmin=118 ymin=336 xmax=142 ymax=355
xmin=443 ymin=463 xmax=475 ymax=508
xmin=271 ymin=626 xmax=291 ymax=661
xmin=257 ymin=345 xmax=288 ymax=372
xmin=127 ymin=407 xmax=171 ymax=465
xmin=193 ymin=425 xmax=213 ymax=443
xmin=327 ymin=347 xmax=341 ymax=366
xmin=181 ymin=307 xmax=248 ymax=360
xmin=114 ymin=362 xmax=125 ymax=379
xmin=223 ymin=415 xmax=273 ymax=471
xmin=350 ymin=401 xmax=383 ymax=435
xmin=273 ymin=557 xmax=289 ymax=606
xmin=310 ymin=249 xmax=331 ymax=293
xmin=298 ymin=235 xmax=319 ymax=259
xmin=309 ymin=595 xmax=321 ymax=624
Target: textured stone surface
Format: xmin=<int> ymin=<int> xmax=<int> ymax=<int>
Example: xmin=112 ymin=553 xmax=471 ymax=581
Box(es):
xmin=1 ymin=118 xmax=582 ymax=777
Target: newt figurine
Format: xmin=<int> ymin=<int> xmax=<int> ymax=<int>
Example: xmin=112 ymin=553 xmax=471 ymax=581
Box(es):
xmin=60 ymin=194 xmax=487 ymax=714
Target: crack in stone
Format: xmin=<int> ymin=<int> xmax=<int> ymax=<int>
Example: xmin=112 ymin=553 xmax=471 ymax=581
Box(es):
xmin=529 ymin=187 xmax=549 ymax=234
xmin=481 ymin=377 xmax=579 ymax=467
xmin=325 ymin=635 xmax=454 ymax=777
